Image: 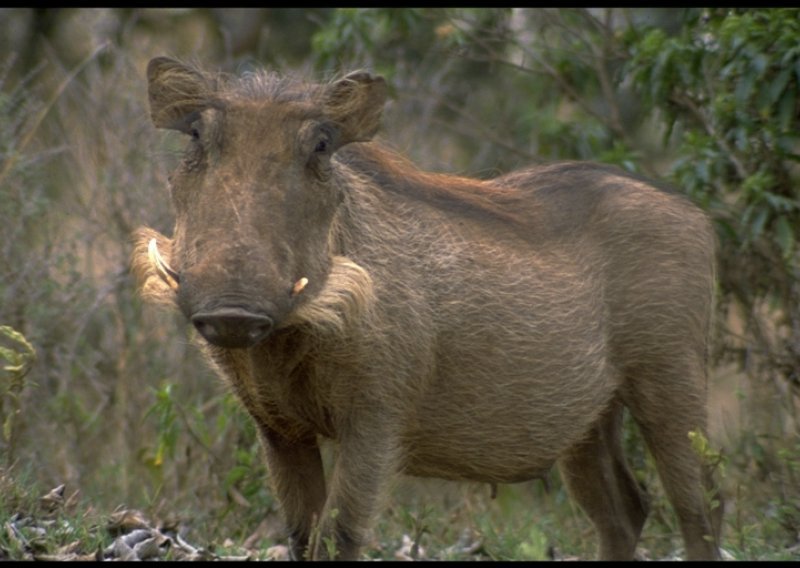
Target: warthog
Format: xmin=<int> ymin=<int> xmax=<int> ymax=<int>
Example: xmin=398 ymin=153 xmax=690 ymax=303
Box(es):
xmin=131 ymin=57 xmax=721 ymax=560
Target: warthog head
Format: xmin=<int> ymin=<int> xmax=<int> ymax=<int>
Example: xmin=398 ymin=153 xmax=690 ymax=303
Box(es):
xmin=139 ymin=58 xmax=387 ymax=348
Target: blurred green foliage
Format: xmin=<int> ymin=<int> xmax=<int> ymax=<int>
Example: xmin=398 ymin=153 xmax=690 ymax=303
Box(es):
xmin=626 ymin=9 xmax=800 ymax=296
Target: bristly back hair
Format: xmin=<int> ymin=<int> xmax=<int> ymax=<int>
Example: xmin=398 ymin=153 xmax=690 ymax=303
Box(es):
xmin=338 ymin=142 xmax=529 ymax=225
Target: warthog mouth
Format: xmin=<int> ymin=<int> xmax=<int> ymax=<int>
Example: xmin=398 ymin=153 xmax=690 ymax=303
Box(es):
xmin=133 ymin=227 xmax=378 ymax=345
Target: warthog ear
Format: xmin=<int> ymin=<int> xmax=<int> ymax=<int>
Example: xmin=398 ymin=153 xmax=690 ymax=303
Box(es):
xmin=324 ymin=71 xmax=388 ymax=146
xmin=147 ymin=57 xmax=212 ymax=133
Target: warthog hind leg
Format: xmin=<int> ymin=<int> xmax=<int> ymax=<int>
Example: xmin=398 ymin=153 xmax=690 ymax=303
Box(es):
xmin=557 ymin=398 xmax=649 ymax=560
xmin=623 ymin=358 xmax=721 ymax=561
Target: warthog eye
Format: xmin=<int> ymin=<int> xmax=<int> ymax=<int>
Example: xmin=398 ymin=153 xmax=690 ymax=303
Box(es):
xmin=187 ymin=115 xmax=202 ymax=141
xmin=305 ymin=123 xmax=337 ymax=177
xmin=310 ymin=123 xmax=337 ymax=156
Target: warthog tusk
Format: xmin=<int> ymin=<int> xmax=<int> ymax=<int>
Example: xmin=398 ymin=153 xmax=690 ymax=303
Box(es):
xmin=148 ymin=238 xmax=180 ymax=291
xmin=292 ymin=277 xmax=309 ymax=297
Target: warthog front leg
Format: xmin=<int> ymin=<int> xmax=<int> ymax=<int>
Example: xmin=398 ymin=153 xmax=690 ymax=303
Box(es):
xmin=259 ymin=429 xmax=326 ymax=561
xmin=309 ymin=418 xmax=401 ymax=560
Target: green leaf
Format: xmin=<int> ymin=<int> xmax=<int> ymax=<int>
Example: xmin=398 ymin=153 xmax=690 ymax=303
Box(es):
xmin=0 ymin=346 xmax=18 ymax=365
xmin=749 ymin=206 xmax=769 ymax=241
xmin=733 ymin=126 xmax=750 ymax=152
xmin=735 ymin=70 xmax=756 ymax=108
xmin=3 ymin=414 xmax=12 ymax=442
xmin=742 ymin=170 xmax=774 ymax=197
xmin=766 ymin=67 xmax=793 ymax=109
xmin=751 ymin=52 xmax=769 ymax=76
xmin=763 ymin=192 xmax=799 ymax=212
xmin=774 ymin=215 xmax=794 ymax=259
xmin=777 ymin=85 xmax=797 ymax=132
xmin=715 ymin=218 xmax=739 ymax=244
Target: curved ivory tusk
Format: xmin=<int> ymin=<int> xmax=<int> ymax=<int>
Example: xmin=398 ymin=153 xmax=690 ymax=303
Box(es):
xmin=292 ymin=277 xmax=309 ymax=297
xmin=148 ymin=238 xmax=180 ymax=290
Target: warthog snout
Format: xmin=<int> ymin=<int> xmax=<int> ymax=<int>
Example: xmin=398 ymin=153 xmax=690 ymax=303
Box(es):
xmin=191 ymin=306 xmax=274 ymax=349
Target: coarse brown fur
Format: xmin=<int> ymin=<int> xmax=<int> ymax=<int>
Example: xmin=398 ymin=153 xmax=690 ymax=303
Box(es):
xmin=131 ymin=57 xmax=722 ymax=560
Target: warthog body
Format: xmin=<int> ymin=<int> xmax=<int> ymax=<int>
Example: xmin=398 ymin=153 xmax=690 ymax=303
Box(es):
xmin=131 ymin=57 xmax=720 ymax=560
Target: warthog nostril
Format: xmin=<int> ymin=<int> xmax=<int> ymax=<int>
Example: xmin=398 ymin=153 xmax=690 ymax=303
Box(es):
xmin=191 ymin=307 xmax=274 ymax=349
